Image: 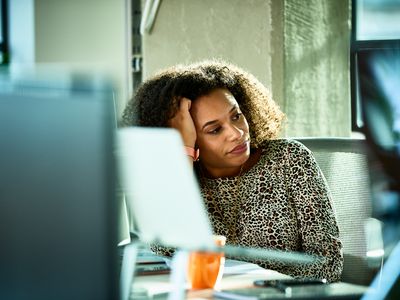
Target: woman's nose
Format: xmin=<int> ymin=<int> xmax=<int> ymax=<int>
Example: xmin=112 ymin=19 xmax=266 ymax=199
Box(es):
xmin=227 ymin=124 xmax=244 ymax=141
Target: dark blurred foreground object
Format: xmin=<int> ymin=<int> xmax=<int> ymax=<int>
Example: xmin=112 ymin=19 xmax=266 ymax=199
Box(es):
xmin=358 ymin=48 xmax=400 ymax=189
xmin=0 ymin=70 xmax=118 ymax=300
xmin=358 ymin=48 xmax=400 ymax=299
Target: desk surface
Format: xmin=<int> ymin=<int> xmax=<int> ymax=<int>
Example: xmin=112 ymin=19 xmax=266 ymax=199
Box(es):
xmin=134 ymin=268 xmax=288 ymax=299
xmin=133 ymin=261 xmax=370 ymax=300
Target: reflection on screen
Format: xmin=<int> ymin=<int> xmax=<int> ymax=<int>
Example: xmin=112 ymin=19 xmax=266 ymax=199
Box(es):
xmin=358 ymin=47 xmax=400 ymax=300
xmin=370 ymin=51 xmax=400 ymax=150
xmin=358 ymin=48 xmax=400 ymax=155
xmin=358 ymin=47 xmax=400 ymax=239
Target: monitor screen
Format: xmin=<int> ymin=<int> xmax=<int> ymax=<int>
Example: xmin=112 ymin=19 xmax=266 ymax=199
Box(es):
xmin=0 ymin=70 xmax=118 ymax=300
xmin=358 ymin=48 xmax=400 ymax=155
xmin=357 ymin=48 xmax=400 ymax=300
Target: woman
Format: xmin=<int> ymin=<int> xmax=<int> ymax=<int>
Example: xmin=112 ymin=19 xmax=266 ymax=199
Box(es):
xmin=122 ymin=60 xmax=343 ymax=282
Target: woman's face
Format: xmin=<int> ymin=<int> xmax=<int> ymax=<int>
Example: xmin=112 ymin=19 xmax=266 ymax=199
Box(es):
xmin=190 ymin=88 xmax=250 ymax=177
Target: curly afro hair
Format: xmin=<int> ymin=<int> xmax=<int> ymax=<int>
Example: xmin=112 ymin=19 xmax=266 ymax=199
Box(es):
xmin=122 ymin=60 xmax=285 ymax=148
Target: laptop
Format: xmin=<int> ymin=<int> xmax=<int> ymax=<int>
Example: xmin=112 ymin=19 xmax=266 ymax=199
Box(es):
xmin=117 ymin=127 xmax=215 ymax=251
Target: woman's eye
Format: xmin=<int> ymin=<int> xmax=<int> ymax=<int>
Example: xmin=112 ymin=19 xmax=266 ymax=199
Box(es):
xmin=208 ymin=127 xmax=221 ymax=135
xmin=232 ymin=112 xmax=242 ymax=121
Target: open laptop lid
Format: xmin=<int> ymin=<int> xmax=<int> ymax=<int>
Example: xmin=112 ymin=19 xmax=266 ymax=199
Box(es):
xmin=117 ymin=127 xmax=215 ymax=250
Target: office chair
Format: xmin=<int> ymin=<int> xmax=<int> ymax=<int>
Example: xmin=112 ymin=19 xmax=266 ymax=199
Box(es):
xmin=295 ymin=137 xmax=378 ymax=285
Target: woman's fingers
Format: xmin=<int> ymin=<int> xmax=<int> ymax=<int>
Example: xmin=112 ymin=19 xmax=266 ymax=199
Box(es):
xmin=168 ymin=97 xmax=197 ymax=147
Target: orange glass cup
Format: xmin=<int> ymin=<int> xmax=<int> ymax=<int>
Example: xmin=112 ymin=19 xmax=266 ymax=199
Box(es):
xmin=187 ymin=235 xmax=226 ymax=289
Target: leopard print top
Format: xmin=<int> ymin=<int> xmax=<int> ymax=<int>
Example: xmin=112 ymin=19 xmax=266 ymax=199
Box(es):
xmin=151 ymin=139 xmax=343 ymax=282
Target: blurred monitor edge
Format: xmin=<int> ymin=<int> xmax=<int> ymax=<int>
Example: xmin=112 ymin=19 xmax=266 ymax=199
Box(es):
xmin=0 ymin=68 xmax=119 ymax=300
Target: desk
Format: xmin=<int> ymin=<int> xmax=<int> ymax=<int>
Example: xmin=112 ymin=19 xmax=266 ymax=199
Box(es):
xmin=133 ymin=263 xmax=367 ymax=300
xmin=134 ymin=267 xmax=289 ymax=299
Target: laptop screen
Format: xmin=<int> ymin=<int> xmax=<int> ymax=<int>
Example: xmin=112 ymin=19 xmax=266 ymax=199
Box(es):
xmin=117 ymin=127 xmax=215 ymax=250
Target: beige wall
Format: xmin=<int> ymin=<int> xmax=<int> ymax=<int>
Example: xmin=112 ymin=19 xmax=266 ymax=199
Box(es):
xmin=8 ymin=0 xmax=131 ymax=243
xmin=141 ymin=0 xmax=351 ymax=137
xmin=9 ymin=0 xmax=351 ymax=136
xmin=32 ymin=0 xmax=130 ymax=116
xmin=143 ymin=0 xmax=274 ymax=89
xmin=283 ymin=0 xmax=351 ymax=136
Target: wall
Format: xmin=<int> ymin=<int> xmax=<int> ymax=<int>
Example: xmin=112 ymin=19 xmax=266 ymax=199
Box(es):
xmin=283 ymin=0 xmax=351 ymax=136
xmin=8 ymin=0 xmax=35 ymax=64
xmin=8 ymin=0 xmax=351 ymax=134
xmin=142 ymin=0 xmax=274 ymax=91
xmin=8 ymin=0 xmax=131 ymax=244
xmin=9 ymin=0 xmax=130 ymax=117
xmin=141 ymin=0 xmax=351 ymax=137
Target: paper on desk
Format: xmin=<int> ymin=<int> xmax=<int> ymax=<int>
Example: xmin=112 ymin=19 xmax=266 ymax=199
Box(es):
xmin=163 ymin=257 xmax=266 ymax=275
xmin=137 ymin=248 xmax=170 ymax=264
xmin=223 ymin=259 xmax=267 ymax=275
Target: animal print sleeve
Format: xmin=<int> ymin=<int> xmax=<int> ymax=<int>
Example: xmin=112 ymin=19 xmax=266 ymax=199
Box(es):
xmin=149 ymin=244 xmax=175 ymax=258
xmin=284 ymin=140 xmax=343 ymax=282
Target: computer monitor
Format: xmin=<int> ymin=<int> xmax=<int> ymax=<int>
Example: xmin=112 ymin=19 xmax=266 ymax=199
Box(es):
xmin=358 ymin=48 xmax=400 ymax=187
xmin=0 ymin=70 xmax=118 ymax=300
xmin=357 ymin=48 xmax=400 ymax=223
xmin=357 ymin=48 xmax=400 ymax=300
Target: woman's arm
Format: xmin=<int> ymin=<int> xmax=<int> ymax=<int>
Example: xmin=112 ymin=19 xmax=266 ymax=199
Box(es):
xmin=150 ymin=244 xmax=176 ymax=257
xmin=284 ymin=140 xmax=343 ymax=282
xmin=168 ymin=97 xmax=197 ymax=148
xmin=168 ymin=97 xmax=197 ymax=165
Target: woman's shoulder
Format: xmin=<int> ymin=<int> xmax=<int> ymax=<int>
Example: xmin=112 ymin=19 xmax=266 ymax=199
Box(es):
xmin=256 ymin=139 xmax=319 ymax=175
xmin=259 ymin=138 xmax=312 ymax=156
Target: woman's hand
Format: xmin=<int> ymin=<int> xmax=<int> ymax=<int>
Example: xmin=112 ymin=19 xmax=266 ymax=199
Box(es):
xmin=168 ymin=97 xmax=197 ymax=147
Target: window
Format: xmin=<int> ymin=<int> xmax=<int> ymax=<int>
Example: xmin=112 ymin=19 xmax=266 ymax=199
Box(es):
xmin=0 ymin=0 xmax=9 ymax=65
xmin=351 ymin=0 xmax=400 ymax=131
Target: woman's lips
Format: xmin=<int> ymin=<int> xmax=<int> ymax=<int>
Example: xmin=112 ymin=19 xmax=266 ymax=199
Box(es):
xmin=229 ymin=142 xmax=249 ymax=155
